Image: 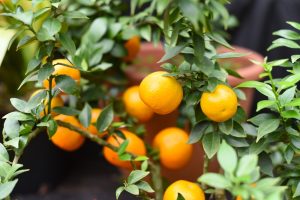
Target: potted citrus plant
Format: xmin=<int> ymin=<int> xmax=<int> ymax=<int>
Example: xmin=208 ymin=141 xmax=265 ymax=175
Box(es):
xmin=0 ymin=0 xmax=297 ymax=200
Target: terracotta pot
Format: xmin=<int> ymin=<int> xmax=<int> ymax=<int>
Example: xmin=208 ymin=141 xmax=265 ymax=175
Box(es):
xmin=123 ymin=43 xmax=264 ymax=182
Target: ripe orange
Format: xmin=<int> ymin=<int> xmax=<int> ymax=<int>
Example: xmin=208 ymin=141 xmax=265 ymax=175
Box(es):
xmin=123 ymin=86 xmax=154 ymax=122
xmin=30 ymin=89 xmax=64 ymax=116
xmin=51 ymin=114 xmax=85 ymax=151
xmin=153 ymin=127 xmax=193 ymax=170
xmin=200 ymin=84 xmax=238 ymax=122
xmin=123 ymin=36 xmax=140 ymax=62
xmin=139 ymin=71 xmax=183 ymax=115
xmin=163 ymin=180 xmax=205 ymax=200
xmin=43 ymin=59 xmax=81 ymax=89
xmin=103 ymin=130 xmax=146 ymax=169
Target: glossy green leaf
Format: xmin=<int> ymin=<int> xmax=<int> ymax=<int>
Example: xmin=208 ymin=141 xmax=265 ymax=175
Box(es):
xmin=202 ymin=132 xmax=220 ymax=159
xmin=96 ymin=104 xmax=114 ymax=132
xmin=128 ymin=170 xmax=149 ymax=184
xmin=257 ymin=119 xmax=280 ymax=142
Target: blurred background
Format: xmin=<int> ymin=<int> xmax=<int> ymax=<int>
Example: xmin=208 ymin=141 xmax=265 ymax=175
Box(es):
xmin=1 ymin=0 xmax=300 ymax=199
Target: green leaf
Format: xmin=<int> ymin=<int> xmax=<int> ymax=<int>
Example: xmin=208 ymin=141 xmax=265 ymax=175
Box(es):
xmin=248 ymin=113 xmax=276 ymax=126
xmin=237 ymin=81 xmax=275 ymax=99
xmin=4 ymin=118 xmax=20 ymax=139
xmin=188 ymin=121 xmax=210 ymax=144
xmin=3 ymin=112 xmax=35 ymax=121
xmin=52 ymin=106 xmax=80 ymax=116
xmin=0 ymin=144 xmax=9 ymax=162
xmin=17 ymin=36 xmax=36 ymax=50
xmin=202 ymin=132 xmax=221 ymax=159
xmin=256 ymin=100 xmax=276 ymax=112
xmin=0 ymin=28 xmax=16 ymax=67
xmin=55 ymin=75 xmax=79 ymax=95
xmin=198 ymin=173 xmax=231 ymax=189
xmin=63 ymin=11 xmax=88 ymax=19
xmin=273 ymin=29 xmax=300 ymax=40
xmin=293 ymin=182 xmax=300 ymax=198
xmin=286 ymin=98 xmax=300 ymax=107
xmin=177 ymin=193 xmax=185 ymax=200
xmin=278 ymin=73 xmax=300 ymax=89
xmin=217 ymin=141 xmax=237 ymax=174
xmin=47 ymin=119 xmax=57 ymax=138
xmin=10 ymin=98 xmax=28 ymax=113
xmin=279 ymin=86 xmax=296 ymax=106
xmin=3 ymin=8 xmax=33 ymax=25
xmin=213 ymin=52 xmax=248 ymax=59
xmin=83 ymin=17 xmax=107 ymax=43
xmin=59 ymin=33 xmax=76 ymax=55
xmin=158 ymin=44 xmax=186 ymax=63
xmin=178 ymin=0 xmax=200 ymax=29
xmin=140 ymin=25 xmax=151 ymax=42
xmin=0 ymin=179 xmax=18 ymax=199
xmin=4 ymin=137 xmax=20 ymax=148
xmin=268 ymin=38 xmax=300 ymax=51
xmin=291 ymin=55 xmax=300 ymax=63
xmin=208 ymin=33 xmax=232 ymax=49
xmin=116 ymin=186 xmax=124 ymax=199
xmin=117 ymin=140 xmax=129 ymax=156
xmin=281 ymin=110 xmax=300 ymax=120
xmin=258 ymin=152 xmax=273 ymax=176
xmin=79 ymin=103 xmax=92 ymax=128
xmin=218 ymin=120 xmax=233 ymax=135
xmin=38 ymin=63 xmax=54 ymax=83
xmin=287 ymin=21 xmax=300 ymax=30
xmin=257 ymin=119 xmax=280 ymax=142
xmin=284 ymin=145 xmax=294 ymax=164
xmin=125 ymin=184 xmax=139 ymax=195
xmin=236 ymin=154 xmax=258 ymax=177
xmin=96 ymin=104 xmax=114 ymax=132
xmin=136 ymin=181 xmax=154 ymax=193
xmin=26 ymin=58 xmax=41 ymax=74
xmin=36 ymin=18 xmax=62 ymax=41
xmin=128 ymin=170 xmax=150 ymax=184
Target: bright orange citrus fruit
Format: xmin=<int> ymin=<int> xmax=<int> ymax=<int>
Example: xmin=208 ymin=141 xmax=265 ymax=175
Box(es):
xmin=123 ymin=36 xmax=140 ymax=62
xmin=51 ymin=114 xmax=85 ymax=151
xmin=153 ymin=127 xmax=193 ymax=170
xmin=43 ymin=59 xmax=80 ymax=89
xmin=103 ymin=130 xmax=146 ymax=169
xmin=139 ymin=71 xmax=183 ymax=115
xmin=163 ymin=180 xmax=205 ymax=200
xmin=200 ymin=84 xmax=238 ymax=122
xmin=123 ymin=86 xmax=154 ymax=122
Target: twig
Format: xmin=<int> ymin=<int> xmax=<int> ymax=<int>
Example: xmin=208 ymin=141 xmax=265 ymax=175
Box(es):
xmin=149 ymin=160 xmax=164 ymax=200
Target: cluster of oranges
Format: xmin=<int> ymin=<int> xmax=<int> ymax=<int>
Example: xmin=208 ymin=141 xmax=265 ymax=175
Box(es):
xmin=31 ymin=35 xmax=239 ymax=200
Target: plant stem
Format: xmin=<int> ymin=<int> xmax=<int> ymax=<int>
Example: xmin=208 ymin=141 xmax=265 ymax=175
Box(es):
xmin=202 ymin=152 xmax=209 ymax=190
xmin=149 ymin=160 xmax=163 ymax=200
xmin=47 ymin=75 xmax=54 ymax=115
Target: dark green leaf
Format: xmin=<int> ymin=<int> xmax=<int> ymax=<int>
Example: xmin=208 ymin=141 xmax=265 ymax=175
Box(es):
xmin=202 ymin=132 xmax=220 ymax=159
xmin=96 ymin=104 xmax=114 ymax=132
xmin=257 ymin=119 xmax=280 ymax=142
xmin=188 ymin=121 xmax=210 ymax=144
xmin=79 ymin=103 xmax=92 ymax=128
xmin=59 ymin=33 xmax=76 ymax=55
xmin=52 ymin=106 xmax=80 ymax=116
xmin=218 ymin=120 xmax=233 ymax=135
xmin=38 ymin=63 xmax=54 ymax=83
xmin=55 ymin=75 xmax=79 ymax=95
xmin=118 ymin=140 xmax=129 ymax=156
xmin=158 ymin=44 xmax=186 ymax=63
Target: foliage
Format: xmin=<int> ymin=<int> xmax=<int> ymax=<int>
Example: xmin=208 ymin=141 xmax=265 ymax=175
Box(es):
xmin=0 ymin=0 xmax=300 ymax=200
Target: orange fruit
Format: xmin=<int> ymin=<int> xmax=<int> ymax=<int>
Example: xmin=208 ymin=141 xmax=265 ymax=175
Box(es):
xmin=200 ymin=84 xmax=238 ymax=122
xmin=123 ymin=86 xmax=154 ymax=122
xmin=163 ymin=180 xmax=205 ymax=200
xmin=123 ymin=36 xmax=140 ymax=62
xmin=153 ymin=127 xmax=193 ymax=170
xmin=51 ymin=114 xmax=85 ymax=151
xmin=43 ymin=59 xmax=81 ymax=89
xmin=30 ymin=89 xmax=64 ymax=116
xmin=103 ymin=130 xmax=146 ymax=169
xmin=139 ymin=71 xmax=183 ymax=115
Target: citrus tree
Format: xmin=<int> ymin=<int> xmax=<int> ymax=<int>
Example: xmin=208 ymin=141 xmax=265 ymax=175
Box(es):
xmin=0 ymin=0 xmax=297 ymax=200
